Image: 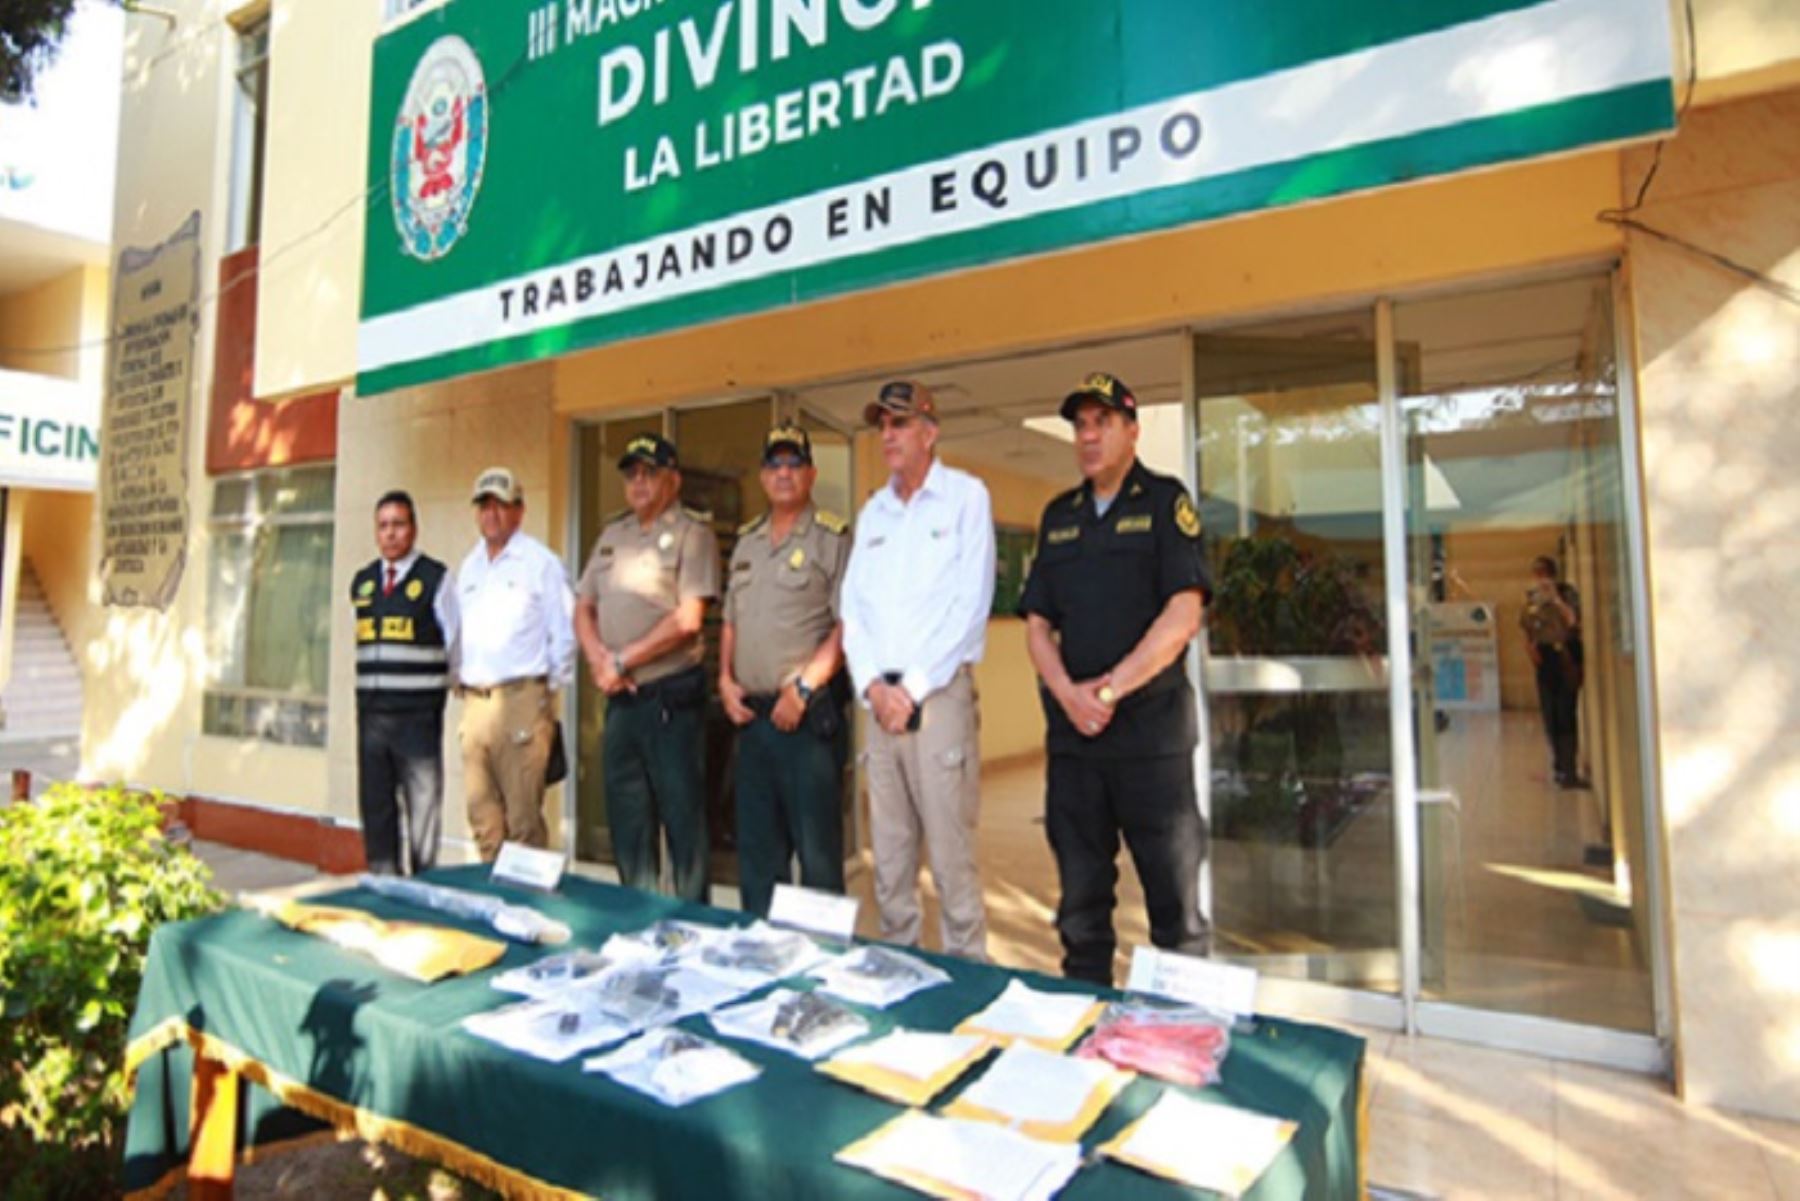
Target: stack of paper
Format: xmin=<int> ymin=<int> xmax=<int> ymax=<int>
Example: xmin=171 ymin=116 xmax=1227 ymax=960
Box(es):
xmin=1099 ymin=1091 xmax=1297 ymax=1198
xmin=583 ymin=1027 xmax=761 ymax=1107
xmin=708 ymin=988 xmax=869 ymax=1060
xmin=955 ymin=981 xmax=1105 ymax=1052
xmin=491 ymin=949 xmax=614 ymax=998
xmin=837 ymin=1111 xmax=1082 ymax=1201
xmin=692 ymin=921 xmax=832 ymax=988
xmin=944 ymin=1043 xmax=1132 ymax=1142
xmin=809 ymin=946 xmax=950 ymax=1009
xmin=818 ymin=1030 xmax=993 ymax=1106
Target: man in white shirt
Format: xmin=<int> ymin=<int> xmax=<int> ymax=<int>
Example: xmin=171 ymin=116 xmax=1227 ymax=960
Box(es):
xmin=840 ymin=381 xmax=995 ymax=960
xmin=455 ymin=466 xmax=576 ymax=860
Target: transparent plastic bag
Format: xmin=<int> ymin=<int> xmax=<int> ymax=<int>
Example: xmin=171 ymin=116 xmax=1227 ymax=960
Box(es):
xmin=1075 ymin=1000 xmax=1233 ymax=1087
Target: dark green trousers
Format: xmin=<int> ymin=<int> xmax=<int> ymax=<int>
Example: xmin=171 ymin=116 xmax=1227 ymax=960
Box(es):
xmin=734 ymin=707 xmax=846 ymax=917
xmin=602 ymin=687 xmax=709 ymax=903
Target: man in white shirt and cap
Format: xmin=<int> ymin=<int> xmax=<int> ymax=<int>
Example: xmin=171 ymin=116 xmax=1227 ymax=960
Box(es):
xmin=455 ymin=466 xmax=576 ymax=860
xmin=839 ymin=381 xmax=995 ymax=960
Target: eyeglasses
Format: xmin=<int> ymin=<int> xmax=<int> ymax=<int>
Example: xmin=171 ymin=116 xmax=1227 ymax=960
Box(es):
xmin=764 ymin=454 xmax=807 ymax=471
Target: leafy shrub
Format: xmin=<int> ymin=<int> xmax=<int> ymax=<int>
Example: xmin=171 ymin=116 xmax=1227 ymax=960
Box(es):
xmin=0 ymin=783 xmax=223 ymax=1199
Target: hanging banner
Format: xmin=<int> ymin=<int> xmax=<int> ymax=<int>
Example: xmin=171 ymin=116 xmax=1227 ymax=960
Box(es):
xmin=358 ymin=0 xmax=1675 ymax=396
xmin=100 ymin=212 xmax=200 ymax=610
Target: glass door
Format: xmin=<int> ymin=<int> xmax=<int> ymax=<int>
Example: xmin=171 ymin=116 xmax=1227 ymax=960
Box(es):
xmin=1193 ymin=311 xmax=1401 ymax=997
xmin=1396 ymin=275 xmax=1657 ymax=1037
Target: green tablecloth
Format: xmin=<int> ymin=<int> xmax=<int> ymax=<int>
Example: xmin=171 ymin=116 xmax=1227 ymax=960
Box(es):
xmin=124 ymin=867 xmax=1364 ymax=1199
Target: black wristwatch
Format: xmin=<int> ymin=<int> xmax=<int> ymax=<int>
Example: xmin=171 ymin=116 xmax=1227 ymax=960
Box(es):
xmin=793 ymin=678 xmax=816 ymax=704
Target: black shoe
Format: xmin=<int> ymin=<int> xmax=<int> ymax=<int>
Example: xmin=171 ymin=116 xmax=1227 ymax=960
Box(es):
xmin=1557 ymin=775 xmax=1592 ymax=790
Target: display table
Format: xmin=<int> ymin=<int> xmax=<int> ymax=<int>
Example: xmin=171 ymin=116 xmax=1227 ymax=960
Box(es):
xmin=123 ymin=868 xmax=1366 ymax=1199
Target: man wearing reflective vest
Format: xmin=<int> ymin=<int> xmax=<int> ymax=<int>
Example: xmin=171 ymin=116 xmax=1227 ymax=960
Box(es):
xmin=352 ymin=490 xmax=460 ymax=875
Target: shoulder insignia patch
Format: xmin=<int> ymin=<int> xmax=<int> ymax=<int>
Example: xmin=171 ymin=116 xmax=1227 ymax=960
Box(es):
xmin=737 ymin=513 xmax=769 ymax=537
xmin=681 ymin=505 xmax=713 ymax=525
xmin=604 ymin=508 xmax=632 ymax=526
xmin=1174 ymin=492 xmax=1202 ymax=539
xmin=815 ymin=510 xmax=848 ymax=535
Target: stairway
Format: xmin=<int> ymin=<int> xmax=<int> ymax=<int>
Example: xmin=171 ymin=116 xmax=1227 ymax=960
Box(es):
xmin=1 ymin=562 xmax=84 ymax=737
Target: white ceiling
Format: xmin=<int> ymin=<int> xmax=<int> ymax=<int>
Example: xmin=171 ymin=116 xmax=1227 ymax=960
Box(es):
xmin=0 ymin=217 xmax=106 ymax=295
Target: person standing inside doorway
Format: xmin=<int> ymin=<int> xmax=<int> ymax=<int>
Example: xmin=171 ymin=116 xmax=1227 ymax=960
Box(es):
xmin=456 ymin=467 xmax=575 ymax=860
xmin=1020 ymin=373 xmax=1213 ymax=986
xmin=718 ymin=424 xmax=852 ymax=917
xmin=1522 ymin=554 xmax=1587 ymax=789
xmin=351 ymin=490 xmax=458 ymax=875
xmin=840 ymin=381 xmax=995 ymax=960
xmin=574 ymin=434 xmax=719 ymax=902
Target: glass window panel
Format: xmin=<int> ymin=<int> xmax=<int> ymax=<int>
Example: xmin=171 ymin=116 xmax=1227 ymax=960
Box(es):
xmin=1195 ymin=308 xmax=1398 ymax=994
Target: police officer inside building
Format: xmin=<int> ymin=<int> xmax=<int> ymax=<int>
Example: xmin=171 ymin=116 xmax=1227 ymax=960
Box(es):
xmin=1020 ymin=373 xmax=1214 ymax=986
xmin=351 ymin=490 xmax=459 ymax=875
xmin=574 ymin=434 xmax=720 ymax=902
xmin=718 ymin=424 xmax=852 ymax=917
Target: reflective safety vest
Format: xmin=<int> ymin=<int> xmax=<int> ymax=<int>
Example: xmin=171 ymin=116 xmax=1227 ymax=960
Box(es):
xmin=352 ymin=556 xmax=450 ymax=713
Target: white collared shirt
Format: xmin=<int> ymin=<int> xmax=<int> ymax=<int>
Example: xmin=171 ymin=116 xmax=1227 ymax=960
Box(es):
xmin=454 ymin=531 xmax=575 ymax=688
xmin=380 ymin=550 xmax=462 ymax=668
xmin=840 ymin=458 xmax=995 ymax=705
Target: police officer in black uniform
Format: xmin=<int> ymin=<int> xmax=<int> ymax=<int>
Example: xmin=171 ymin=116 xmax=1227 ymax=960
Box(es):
xmin=351 ymin=490 xmax=459 ymax=875
xmin=1020 ymin=373 xmax=1213 ymax=985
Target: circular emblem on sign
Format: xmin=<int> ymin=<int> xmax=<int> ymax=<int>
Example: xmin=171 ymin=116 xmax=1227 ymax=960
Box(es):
xmin=405 ymin=579 xmax=424 ymax=601
xmin=391 ymin=35 xmax=488 ymax=261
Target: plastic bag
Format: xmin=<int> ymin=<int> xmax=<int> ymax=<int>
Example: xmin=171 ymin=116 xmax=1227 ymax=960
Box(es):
xmin=1076 ymin=1000 xmax=1232 ymax=1087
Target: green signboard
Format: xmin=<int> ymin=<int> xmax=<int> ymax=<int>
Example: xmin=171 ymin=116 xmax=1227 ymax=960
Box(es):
xmin=358 ymin=0 xmax=1674 ymax=395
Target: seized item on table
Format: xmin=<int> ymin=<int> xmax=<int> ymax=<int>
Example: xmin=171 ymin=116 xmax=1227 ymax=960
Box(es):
xmin=358 ymin=874 xmax=571 ymax=945
xmin=1099 ymin=1090 xmax=1296 ymax=1199
xmin=818 ymin=1029 xmax=993 ymax=1106
xmin=464 ymin=963 xmax=744 ymax=1061
xmin=692 ymin=920 xmax=830 ymax=988
xmin=602 ymin=919 xmax=719 ymax=965
xmin=254 ymin=899 xmax=504 ymax=982
xmin=1076 ymin=999 xmax=1233 ymax=1086
xmin=837 ymin=1110 xmax=1082 ymax=1201
xmin=955 ymin=980 xmax=1105 ymax=1052
xmin=584 ymin=1027 xmax=761 ymax=1106
xmin=808 ymin=945 xmax=949 ymax=1009
xmin=943 ymin=1042 xmax=1132 ymax=1143
xmin=491 ymin=949 xmax=614 ymax=998
xmin=708 ymin=987 xmax=869 ymax=1060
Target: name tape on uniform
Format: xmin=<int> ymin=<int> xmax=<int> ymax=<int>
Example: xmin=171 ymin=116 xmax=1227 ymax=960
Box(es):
xmin=769 ymin=884 xmax=859 ymax=943
xmin=1126 ymin=946 xmax=1259 ymax=1017
xmin=492 ymin=842 xmax=567 ymax=894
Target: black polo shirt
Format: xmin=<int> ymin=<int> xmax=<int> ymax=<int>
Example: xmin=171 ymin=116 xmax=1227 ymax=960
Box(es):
xmin=1018 ymin=459 xmax=1212 ymax=759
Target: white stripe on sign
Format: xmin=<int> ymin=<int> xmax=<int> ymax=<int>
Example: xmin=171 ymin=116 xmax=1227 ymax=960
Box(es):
xmin=358 ymin=0 xmax=1671 ymax=377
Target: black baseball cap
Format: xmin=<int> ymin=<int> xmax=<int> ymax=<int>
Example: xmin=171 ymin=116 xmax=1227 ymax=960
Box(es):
xmin=1060 ymin=372 xmax=1139 ymax=421
xmin=617 ymin=434 xmax=678 ymax=471
xmin=763 ymin=424 xmax=813 ymax=465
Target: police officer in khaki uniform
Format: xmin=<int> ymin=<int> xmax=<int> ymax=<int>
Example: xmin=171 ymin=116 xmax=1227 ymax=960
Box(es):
xmin=718 ymin=425 xmax=852 ymax=917
xmin=574 ymin=434 xmax=720 ymax=902
xmin=1021 ymin=373 xmax=1213 ymax=985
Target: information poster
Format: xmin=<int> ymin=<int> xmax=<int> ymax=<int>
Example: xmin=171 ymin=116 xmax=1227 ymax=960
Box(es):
xmin=1428 ymin=601 xmax=1500 ymax=712
xmin=99 ymin=212 xmax=200 ymax=610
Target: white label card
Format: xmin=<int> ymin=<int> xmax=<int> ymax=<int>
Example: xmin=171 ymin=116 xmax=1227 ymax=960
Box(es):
xmin=1126 ymin=947 xmax=1258 ymax=1017
xmin=769 ymin=884 xmax=859 ymax=943
xmin=492 ymin=842 xmax=566 ymax=893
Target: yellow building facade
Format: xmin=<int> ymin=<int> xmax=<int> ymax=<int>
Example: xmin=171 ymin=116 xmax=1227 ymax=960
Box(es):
xmin=83 ymin=0 xmax=1800 ymax=1119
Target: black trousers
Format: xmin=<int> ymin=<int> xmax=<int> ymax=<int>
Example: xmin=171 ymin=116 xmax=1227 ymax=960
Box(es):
xmin=1534 ymin=646 xmax=1581 ymax=781
xmin=356 ymin=707 xmax=444 ymax=875
xmin=734 ymin=705 xmax=847 ymax=918
xmin=1046 ymin=753 xmax=1210 ymax=986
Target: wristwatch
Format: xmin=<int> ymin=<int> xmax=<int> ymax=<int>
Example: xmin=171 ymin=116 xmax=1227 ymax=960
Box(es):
xmin=611 ymin=649 xmax=630 ymax=677
xmin=793 ymin=678 xmax=816 ymax=704
xmin=1097 ymin=683 xmax=1117 ymax=707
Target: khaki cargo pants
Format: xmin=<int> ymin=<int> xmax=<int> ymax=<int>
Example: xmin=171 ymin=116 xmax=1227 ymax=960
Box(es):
xmin=864 ymin=668 xmax=988 ymax=960
xmin=458 ymin=678 xmax=553 ymax=861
